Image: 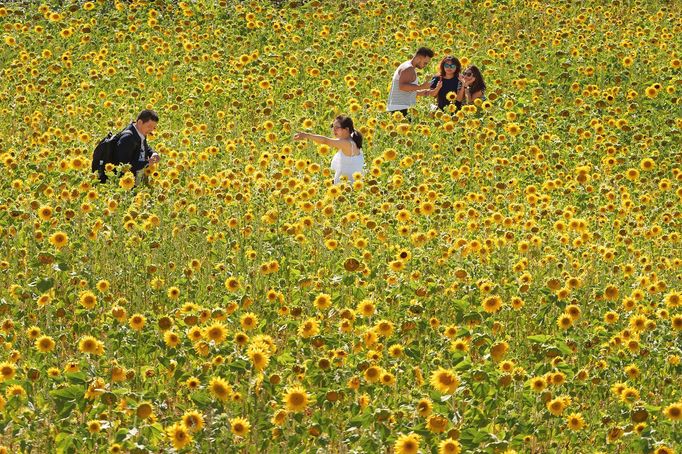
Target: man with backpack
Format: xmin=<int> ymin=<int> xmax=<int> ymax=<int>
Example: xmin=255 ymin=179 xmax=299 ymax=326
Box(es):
xmin=115 ymin=109 xmax=160 ymax=184
xmin=94 ymin=109 xmax=160 ymax=184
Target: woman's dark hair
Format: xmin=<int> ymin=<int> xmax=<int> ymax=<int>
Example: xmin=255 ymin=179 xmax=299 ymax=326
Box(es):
xmin=137 ymin=109 xmax=159 ymax=123
xmin=465 ymin=65 xmax=486 ymax=95
xmin=439 ymin=56 xmax=461 ymax=79
xmin=335 ymin=115 xmax=363 ymax=150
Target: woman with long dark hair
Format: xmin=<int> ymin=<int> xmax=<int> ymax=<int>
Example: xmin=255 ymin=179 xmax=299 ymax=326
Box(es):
xmin=429 ymin=56 xmax=463 ymax=110
xmin=459 ymin=65 xmax=486 ymax=105
xmin=294 ymin=115 xmax=364 ymax=185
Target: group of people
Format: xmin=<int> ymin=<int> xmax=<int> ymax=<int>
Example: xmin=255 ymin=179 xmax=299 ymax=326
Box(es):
xmin=386 ymin=47 xmax=486 ymax=116
xmin=110 ymin=48 xmax=486 ymax=188
xmin=295 ymin=47 xmax=487 ymax=185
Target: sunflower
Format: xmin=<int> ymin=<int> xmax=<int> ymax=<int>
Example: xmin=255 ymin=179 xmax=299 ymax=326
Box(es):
xmin=653 ymin=447 xmax=676 ymax=454
xmin=426 ymin=414 xmax=448 ymax=433
xmin=394 ymin=433 xmax=420 ymax=454
xmin=438 ymin=438 xmax=461 ymax=454
xmin=166 ymin=423 xmax=192 ymax=450
xmin=230 ymin=417 xmax=250 ymax=437
xmin=663 ymin=402 xmax=682 ymax=421
xmin=283 ymin=386 xmax=309 ymax=412
xmin=185 ymin=376 xmax=201 ymax=390
xmin=271 ymin=409 xmax=287 ymax=426
xmin=5 ymin=384 xmax=26 ymax=400
xmin=430 ymin=367 xmax=459 ymax=394
xmin=388 ymin=344 xmax=404 ymax=357
xmin=164 ymin=331 xmax=180 ymax=348
xmin=78 ymin=335 xmax=104 ymax=355
xmin=547 ymin=397 xmax=567 ymax=416
xmin=204 ymin=322 xmax=228 ymax=344
xmin=234 ymin=332 xmax=249 ymax=346
xmin=566 ymin=412 xmax=585 ymax=430
xmin=450 ymin=339 xmax=469 ymax=353
xmin=128 ymin=314 xmax=146 ymax=331
xmin=38 ymin=205 xmax=53 ymax=221
xmin=416 ymin=397 xmax=433 ymax=417
xmin=490 ymin=341 xmax=509 ymax=361
xmin=167 ymin=287 xmax=180 ymax=300
xmin=96 ymin=280 xmax=110 ymax=292
xmin=248 ymin=346 xmax=270 ymax=371
xmin=298 ymin=318 xmax=319 ymax=338
xmin=179 ymin=410 xmax=205 ymax=433
xmin=240 ymin=313 xmax=258 ymax=331
xmin=224 ymin=276 xmax=241 ymax=292
xmin=314 ymin=293 xmax=332 ymax=310
xmin=356 ymin=299 xmax=375 ymax=317
xmin=136 ymin=402 xmax=153 ymax=419
xmin=208 ymin=377 xmax=232 ymax=401
xmin=482 ymin=295 xmax=503 ymax=313
xmin=604 ymin=284 xmax=619 ymax=300
xmin=557 ymin=313 xmax=573 ymax=330
xmin=26 ymin=326 xmax=41 ymax=339
xmin=0 ymin=362 xmax=16 ymax=381
xmin=619 ymin=386 xmax=640 ymax=404
xmin=87 ymin=420 xmax=101 ymax=434
xmin=35 ymin=335 xmax=55 ymax=353
xmin=375 ymin=319 xmax=394 ymax=337
xmin=49 ymin=231 xmax=68 ymax=249
xmin=119 ymin=174 xmax=135 ymax=190
xmin=364 ymin=365 xmax=383 ymax=383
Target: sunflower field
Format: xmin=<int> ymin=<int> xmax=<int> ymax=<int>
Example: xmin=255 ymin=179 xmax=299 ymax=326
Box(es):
xmin=0 ymin=0 xmax=680 ymax=452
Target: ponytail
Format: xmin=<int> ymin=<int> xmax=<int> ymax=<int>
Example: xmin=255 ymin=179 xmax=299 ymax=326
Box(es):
xmin=350 ymin=130 xmax=363 ymax=150
xmin=335 ymin=114 xmax=363 ymax=150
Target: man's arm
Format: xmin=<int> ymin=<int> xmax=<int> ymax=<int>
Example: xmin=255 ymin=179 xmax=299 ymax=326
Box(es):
xmin=398 ymin=67 xmax=432 ymax=91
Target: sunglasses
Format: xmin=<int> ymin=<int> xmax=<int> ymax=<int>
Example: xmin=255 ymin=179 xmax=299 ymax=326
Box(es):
xmin=444 ymin=63 xmax=458 ymax=69
xmin=462 ymin=71 xmax=473 ymax=77
xmin=331 ymin=124 xmax=341 ymax=130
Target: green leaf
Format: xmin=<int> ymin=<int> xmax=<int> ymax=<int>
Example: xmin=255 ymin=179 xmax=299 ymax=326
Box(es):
xmin=50 ymin=385 xmax=84 ymax=401
xmin=276 ymin=352 xmax=295 ymax=365
xmin=55 ymin=432 xmax=76 ymax=454
xmin=190 ymin=391 xmax=212 ymax=407
xmin=454 ymin=357 xmax=472 ymax=371
xmin=35 ymin=277 xmax=54 ymax=293
xmin=527 ymin=334 xmax=552 ymax=343
xmin=65 ymin=371 xmax=88 ymax=384
xmin=555 ymin=341 xmax=573 ymax=355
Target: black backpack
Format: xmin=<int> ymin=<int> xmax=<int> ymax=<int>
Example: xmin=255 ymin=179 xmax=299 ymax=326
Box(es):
xmin=91 ymin=130 xmax=128 ymax=182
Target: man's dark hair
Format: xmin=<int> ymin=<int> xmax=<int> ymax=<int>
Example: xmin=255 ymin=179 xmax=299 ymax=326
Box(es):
xmin=136 ymin=109 xmax=159 ymax=123
xmin=415 ymin=47 xmax=434 ymax=58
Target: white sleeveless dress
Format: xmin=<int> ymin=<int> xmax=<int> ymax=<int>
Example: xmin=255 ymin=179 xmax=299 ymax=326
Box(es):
xmin=330 ymin=140 xmax=364 ymax=185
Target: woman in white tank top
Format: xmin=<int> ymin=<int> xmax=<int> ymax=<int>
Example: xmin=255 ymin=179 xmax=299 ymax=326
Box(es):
xmin=294 ymin=115 xmax=365 ymax=185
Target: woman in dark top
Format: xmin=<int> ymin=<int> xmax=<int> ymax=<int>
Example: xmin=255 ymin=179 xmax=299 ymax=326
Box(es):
xmin=429 ymin=56 xmax=463 ymax=111
xmin=459 ymin=65 xmax=486 ymax=105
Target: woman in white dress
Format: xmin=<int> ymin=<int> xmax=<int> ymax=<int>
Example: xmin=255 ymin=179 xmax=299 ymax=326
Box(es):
xmin=294 ymin=115 xmax=364 ymax=185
